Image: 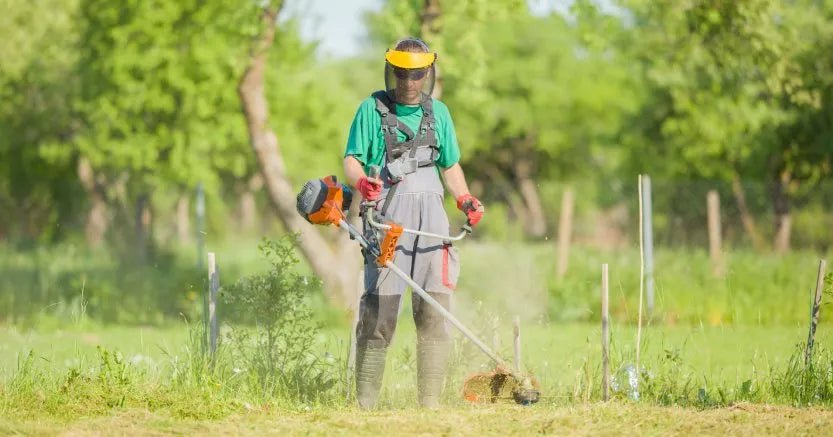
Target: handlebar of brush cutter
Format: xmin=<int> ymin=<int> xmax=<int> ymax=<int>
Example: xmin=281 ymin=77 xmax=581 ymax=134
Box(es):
xmin=363 ymin=165 xmax=473 ymax=240
xmin=335 ymin=216 xmax=516 ymax=375
xmin=363 ymin=202 xmax=471 ymax=241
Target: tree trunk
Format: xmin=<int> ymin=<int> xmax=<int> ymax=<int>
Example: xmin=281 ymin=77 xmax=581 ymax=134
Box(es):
xmin=175 ymin=193 xmax=190 ymax=245
xmin=135 ymin=193 xmax=152 ymax=263
xmin=731 ymin=173 xmax=767 ymax=251
xmin=772 ymin=171 xmax=792 ymax=254
xmin=482 ymin=163 xmax=529 ymax=228
xmin=77 ymin=156 xmax=108 ymax=247
xmin=513 ymin=158 xmax=547 ymax=238
xmin=419 ymin=0 xmax=443 ymax=99
xmin=238 ymin=5 xmax=357 ymax=308
xmin=421 ymin=0 xmax=442 ymax=99
xmin=237 ymin=175 xmax=261 ymax=232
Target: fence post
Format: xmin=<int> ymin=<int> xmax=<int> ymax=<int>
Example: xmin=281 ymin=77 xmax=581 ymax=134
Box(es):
xmin=195 ymin=182 xmax=206 ymax=270
xmin=207 ymin=252 xmax=219 ymax=363
xmin=346 ymin=269 xmax=362 ymax=400
xmin=513 ymin=316 xmax=522 ymax=373
xmin=602 ymin=263 xmax=610 ymax=402
xmin=492 ymin=316 xmax=500 ymax=353
xmin=636 ymin=175 xmax=646 ymax=383
xmin=556 ymin=187 xmax=575 ymax=280
xmin=805 ymin=260 xmax=827 ymax=367
xmin=707 ymin=190 xmax=724 ymax=276
xmin=641 ymin=175 xmax=654 ymax=316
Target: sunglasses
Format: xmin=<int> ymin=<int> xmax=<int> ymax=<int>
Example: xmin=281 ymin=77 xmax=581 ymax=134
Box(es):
xmin=393 ymin=67 xmax=428 ymax=81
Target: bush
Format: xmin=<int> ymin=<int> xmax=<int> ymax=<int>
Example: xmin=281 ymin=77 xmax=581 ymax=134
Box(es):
xmin=221 ymin=235 xmax=338 ymax=404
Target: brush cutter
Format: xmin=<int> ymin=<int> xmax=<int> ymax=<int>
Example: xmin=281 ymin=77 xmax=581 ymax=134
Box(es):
xmin=295 ymin=174 xmax=540 ymax=405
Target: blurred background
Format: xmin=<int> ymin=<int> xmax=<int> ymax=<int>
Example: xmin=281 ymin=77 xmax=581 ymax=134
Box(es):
xmin=2 ymin=0 xmax=833 ymax=329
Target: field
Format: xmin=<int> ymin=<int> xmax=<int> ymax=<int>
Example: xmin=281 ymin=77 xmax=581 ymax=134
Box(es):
xmin=5 ymin=403 xmax=833 ymax=435
xmin=1 ymin=321 xmax=832 ymax=435
xmin=2 ymin=240 xmax=833 ymax=435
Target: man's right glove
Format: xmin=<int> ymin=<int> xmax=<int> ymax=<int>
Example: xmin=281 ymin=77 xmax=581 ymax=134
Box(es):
xmin=456 ymin=194 xmax=485 ymax=226
xmin=357 ymin=176 xmax=383 ymax=201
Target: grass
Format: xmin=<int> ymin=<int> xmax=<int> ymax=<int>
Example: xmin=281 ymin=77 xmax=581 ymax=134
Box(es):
xmin=2 ymin=237 xmax=833 ymax=433
xmin=3 ymin=403 xmax=833 ymax=435
xmin=1 ymin=316 xmax=831 ymax=414
xmin=1 ymin=237 xmax=830 ymax=327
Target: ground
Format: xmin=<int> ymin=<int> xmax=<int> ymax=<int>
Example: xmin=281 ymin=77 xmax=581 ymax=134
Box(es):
xmin=3 ymin=242 xmax=833 ymax=435
xmin=3 ymin=404 xmax=832 ymax=436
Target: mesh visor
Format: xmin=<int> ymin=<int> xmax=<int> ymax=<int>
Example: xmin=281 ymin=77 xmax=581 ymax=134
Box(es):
xmin=384 ymin=62 xmax=436 ymax=103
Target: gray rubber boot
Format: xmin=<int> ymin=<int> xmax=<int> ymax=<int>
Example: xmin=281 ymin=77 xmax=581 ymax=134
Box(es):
xmin=355 ymin=345 xmax=387 ymax=410
xmin=417 ymin=339 xmax=451 ymax=408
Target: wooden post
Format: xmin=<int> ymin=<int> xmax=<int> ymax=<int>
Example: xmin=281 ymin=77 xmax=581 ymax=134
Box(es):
xmin=513 ymin=316 xmax=521 ymax=373
xmin=195 ymin=183 xmax=205 ymax=269
xmin=641 ymin=175 xmax=654 ymax=316
xmin=707 ymin=190 xmax=723 ymax=276
xmin=805 ymin=260 xmax=827 ymax=367
xmin=556 ymin=187 xmax=575 ymax=279
xmin=636 ymin=175 xmax=645 ymax=382
xmin=207 ymin=252 xmax=219 ymax=362
xmin=492 ymin=316 xmax=500 ymax=353
xmin=602 ymin=263 xmax=610 ymax=401
xmin=346 ymin=269 xmax=362 ymax=399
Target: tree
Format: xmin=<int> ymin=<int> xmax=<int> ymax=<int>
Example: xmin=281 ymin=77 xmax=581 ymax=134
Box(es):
xmin=0 ymin=0 xmax=83 ymax=243
xmin=73 ymin=0 xmax=259 ymax=253
xmin=238 ymin=2 xmax=359 ymax=308
xmin=615 ymin=0 xmax=828 ymax=252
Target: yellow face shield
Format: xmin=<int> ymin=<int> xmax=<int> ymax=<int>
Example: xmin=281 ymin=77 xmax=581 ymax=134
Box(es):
xmin=384 ymin=50 xmax=437 ymax=69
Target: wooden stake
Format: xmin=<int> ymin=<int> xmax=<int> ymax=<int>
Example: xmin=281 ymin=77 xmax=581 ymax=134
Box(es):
xmin=196 ymin=183 xmax=205 ymax=269
xmin=707 ymin=190 xmax=723 ymax=276
xmin=602 ymin=263 xmax=610 ymax=402
xmin=513 ymin=316 xmax=521 ymax=373
xmin=556 ymin=187 xmax=575 ymax=279
xmin=636 ymin=175 xmax=645 ymax=385
xmin=346 ymin=269 xmax=362 ymax=399
xmin=805 ymin=259 xmax=827 ymax=367
xmin=207 ymin=252 xmax=219 ymax=362
xmin=492 ymin=316 xmax=500 ymax=353
xmin=641 ymin=176 xmax=654 ymax=315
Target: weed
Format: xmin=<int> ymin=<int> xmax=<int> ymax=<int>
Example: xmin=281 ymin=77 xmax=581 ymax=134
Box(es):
xmin=221 ymin=235 xmax=339 ymax=404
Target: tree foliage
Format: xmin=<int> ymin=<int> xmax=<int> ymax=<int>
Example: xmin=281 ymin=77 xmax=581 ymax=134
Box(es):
xmin=1 ymin=0 xmax=833 ymax=248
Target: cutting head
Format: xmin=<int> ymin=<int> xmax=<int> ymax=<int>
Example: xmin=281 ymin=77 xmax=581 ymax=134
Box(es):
xmin=462 ymin=368 xmax=540 ymax=406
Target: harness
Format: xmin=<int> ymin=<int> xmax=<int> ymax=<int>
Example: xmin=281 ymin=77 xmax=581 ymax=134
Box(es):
xmin=372 ymin=90 xmax=439 ymax=217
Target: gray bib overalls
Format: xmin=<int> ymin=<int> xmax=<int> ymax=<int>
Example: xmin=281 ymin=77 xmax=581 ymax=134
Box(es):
xmin=354 ymin=91 xmax=459 ymax=408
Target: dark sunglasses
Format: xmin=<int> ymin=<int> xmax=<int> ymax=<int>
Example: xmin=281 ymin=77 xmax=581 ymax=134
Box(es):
xmin=393 ymin=67 xmax=428 ymax=81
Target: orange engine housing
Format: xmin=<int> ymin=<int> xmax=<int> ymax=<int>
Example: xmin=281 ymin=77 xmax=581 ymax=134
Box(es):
xmin=307 ymin=176 xmax=345 ymax=226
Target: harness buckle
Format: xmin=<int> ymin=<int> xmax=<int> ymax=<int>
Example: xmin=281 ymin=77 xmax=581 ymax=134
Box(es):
xmin=386 ymin=157 xmax=419 ymax=183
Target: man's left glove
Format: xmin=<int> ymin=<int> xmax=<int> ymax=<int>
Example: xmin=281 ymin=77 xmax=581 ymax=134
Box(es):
xmin=456 ymin=194 xmax=485 ymax=227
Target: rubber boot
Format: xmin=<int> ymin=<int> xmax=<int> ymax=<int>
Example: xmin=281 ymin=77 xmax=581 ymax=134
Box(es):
xmin=355 ymin=345 xmax=387 ymax=409
xmin=417 ymin=339 xmax=451 ymax=408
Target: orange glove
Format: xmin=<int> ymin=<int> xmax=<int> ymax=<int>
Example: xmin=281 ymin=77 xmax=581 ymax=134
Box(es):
xmin=357 ymin=176 xmax=383 ymax=200
xmin=456 ymin=194 xmax=484 ymax=226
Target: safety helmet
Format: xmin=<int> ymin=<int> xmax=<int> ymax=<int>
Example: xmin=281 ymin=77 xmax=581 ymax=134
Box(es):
xmin=384 ymin=38 xmax=437 ymax=103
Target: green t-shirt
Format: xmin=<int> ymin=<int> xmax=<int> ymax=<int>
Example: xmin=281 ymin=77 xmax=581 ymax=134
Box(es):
xmin=343 ymin=95 xmax=461 ymax=172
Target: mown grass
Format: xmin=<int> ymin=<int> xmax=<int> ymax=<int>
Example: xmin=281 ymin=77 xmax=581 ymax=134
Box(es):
xmin=3 ymin=403 xmax=833 ymax=436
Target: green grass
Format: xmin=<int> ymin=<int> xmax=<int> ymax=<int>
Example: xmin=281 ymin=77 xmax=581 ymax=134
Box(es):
xmin=1 ymin=238 xmax=830 ymax=327
xmin=1 ymin=316 xmax=830 ymax=413
xmin=453 ymin=242 xmax=831 ymax=325
xmin=2 ymin=238 xmax=833 ymax=433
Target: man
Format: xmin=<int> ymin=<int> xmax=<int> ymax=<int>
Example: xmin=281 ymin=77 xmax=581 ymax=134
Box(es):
xmin=343 ymin=37 xmax=485 ymax=409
